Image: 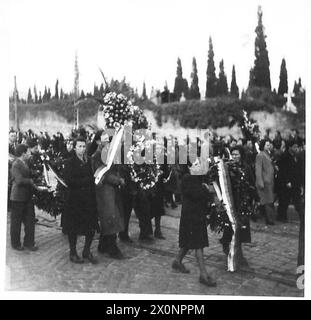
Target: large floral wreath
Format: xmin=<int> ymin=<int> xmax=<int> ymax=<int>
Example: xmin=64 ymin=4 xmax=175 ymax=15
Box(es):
xmin=126 ymin=136 xmax=161 ymax=191
xmin=30 ymin=150 xmax=67 ymax=217
xmin=205 ymin=158 xmax=255 ymax=234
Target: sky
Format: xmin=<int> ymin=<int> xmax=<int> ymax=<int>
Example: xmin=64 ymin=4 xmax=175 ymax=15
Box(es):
xmin=7 ymin=0 xmax=308 ymax=98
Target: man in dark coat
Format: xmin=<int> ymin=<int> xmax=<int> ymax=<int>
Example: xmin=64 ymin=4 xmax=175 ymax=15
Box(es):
xmin=118 ymin=164 xmax=137 ymax=243
xmin=62 ymin=137 xmax=98 ymax=264
xmin=10 ymin=144 xmax=39 ymax=251
xmin=276 ymin=139 xmax=304 ymax=223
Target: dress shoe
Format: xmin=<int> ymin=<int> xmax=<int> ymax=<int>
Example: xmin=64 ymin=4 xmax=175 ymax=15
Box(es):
xmin=154 ymin=231 xmax=166 ymax=240
xmin=82 ymin=252 xmax=98 ymax=264
xmin=70 ymin=254 xmax=84 ymax=264
xmin=139 ymin=235 xmax=154 ymax=243
xmin=12 ymin=245 xmax=24 ymax=251
xmin=172 ymin=260 xmax=190 ymax=273
xmin=199 ymin=275 xmax=217 ymax=287
xmin=108 ymin=248 xmax=124 ymax=260
xmin=24 ymin=245 xmax=39 ymax=251
xmin=266 ymin=220 xmax=275 ymax=226
xmin=119 ymin=235 xmax=134 ymax=243
xmin=238 ymin=256 xmax=249 ymax=267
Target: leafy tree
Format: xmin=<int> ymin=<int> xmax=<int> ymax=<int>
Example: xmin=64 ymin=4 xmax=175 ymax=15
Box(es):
xmin=189 ymin=57 xmax=200 ymax=100
xmin=205 ymin=36 xmax=217 ymax=97
xmin=277 ymin=58 xmax=288 ymax=95
xmin=216 ymin=59 xmax=228 ymax=96
xmin=251 ymin=6 xmax=271 ymax=89
xmin=230 ymin=65 xmax=239 ymax=98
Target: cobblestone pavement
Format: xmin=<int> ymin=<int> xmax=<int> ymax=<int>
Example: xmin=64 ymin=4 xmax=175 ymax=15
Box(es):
xmin=5 ymin=205 xmax=304 ymax=297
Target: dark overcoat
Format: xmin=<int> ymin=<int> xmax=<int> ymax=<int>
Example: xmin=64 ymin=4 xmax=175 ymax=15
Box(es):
xmin=62 ymin=154 xmax=98 ymax=235
xmin=179 ymin=174 xmax=210 ymax=249
xmin=92 ymin=149 xmax=124 ymax=236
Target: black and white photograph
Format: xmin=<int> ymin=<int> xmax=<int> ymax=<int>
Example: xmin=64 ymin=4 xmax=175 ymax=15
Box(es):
xmin=1 ymin=0 xmax=309 ymax=299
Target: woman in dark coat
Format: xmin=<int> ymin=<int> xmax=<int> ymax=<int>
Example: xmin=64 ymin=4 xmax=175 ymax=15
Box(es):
xmin=172 ymin=160 xmax=216 ymax=287
xmin=91 ymin=130 xmax=125 ymax=259
xmin=62 ymin=137 xmax=98 ymax=264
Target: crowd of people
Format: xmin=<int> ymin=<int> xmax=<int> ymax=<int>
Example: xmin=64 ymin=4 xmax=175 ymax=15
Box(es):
xmin=7 ymin=125 xmax=305 ymax=287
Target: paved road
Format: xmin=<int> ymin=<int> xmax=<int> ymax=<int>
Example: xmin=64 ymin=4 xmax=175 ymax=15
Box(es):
xmin=5 ymin=206 xmax=304 ymax=297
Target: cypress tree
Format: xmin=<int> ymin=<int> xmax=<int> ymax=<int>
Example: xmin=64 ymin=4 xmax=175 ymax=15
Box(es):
xmin=205 ymin=36 xmax=217 ymax=98
xmin=252 ymin=6 xmax=271 ymax=89
xmin=93 ymin=84 xmax=99 ymax=96
xmin=54 ymin=79 xmax=59 ymax=100
xmin=174 ymin=57 xmax=185 ymax=101
xmin=230 ymin=65 xmax=239 ymax=98
xmin=293 ymin=78 xmax=302 ymax=96
xmin=43 ymin=86 xmax=47 ymax=102
xmin=38 ymin=91 xmax=42 ymax=103
xmin=99 ymin=83 xmax=105 ymax=96
xmin=248 ymin=67 xmax=255 ymax=88
xmin=277 ymin=58 xmax=288 ymax=95
xmin=47 ymin=88 xmax=51 ymax=101
xmin=34 ymin=85 xmax=38 ymax=103
xmin=142 ymin=82 xmax=147 ymax=100
xmin=60 ymin=88 xmax=64 ymax=100
xmin=189 ymin=57 xmax=200 ymax=99
xmin=80 ymin=90 xmax=85 ymax=99
xmin=216 ymin=59 xmax=228 ymax=96
xmin=27 ymin=88 xmax=33 ymax=104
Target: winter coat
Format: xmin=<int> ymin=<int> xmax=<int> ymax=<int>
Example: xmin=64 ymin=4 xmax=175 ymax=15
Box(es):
xmin=62 ymin=154 xmax=98 ymax=235
xmin=255 ymin=151 xmax=275 ymax=205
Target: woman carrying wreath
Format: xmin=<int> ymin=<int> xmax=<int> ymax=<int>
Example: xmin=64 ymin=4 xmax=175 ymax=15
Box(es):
xmin=219 ymin=145 xmax=256 ymax=268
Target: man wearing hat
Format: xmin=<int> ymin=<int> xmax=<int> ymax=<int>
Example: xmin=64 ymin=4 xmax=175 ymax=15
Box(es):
xmin=10 ymin=144 xmax=40 ymax=251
